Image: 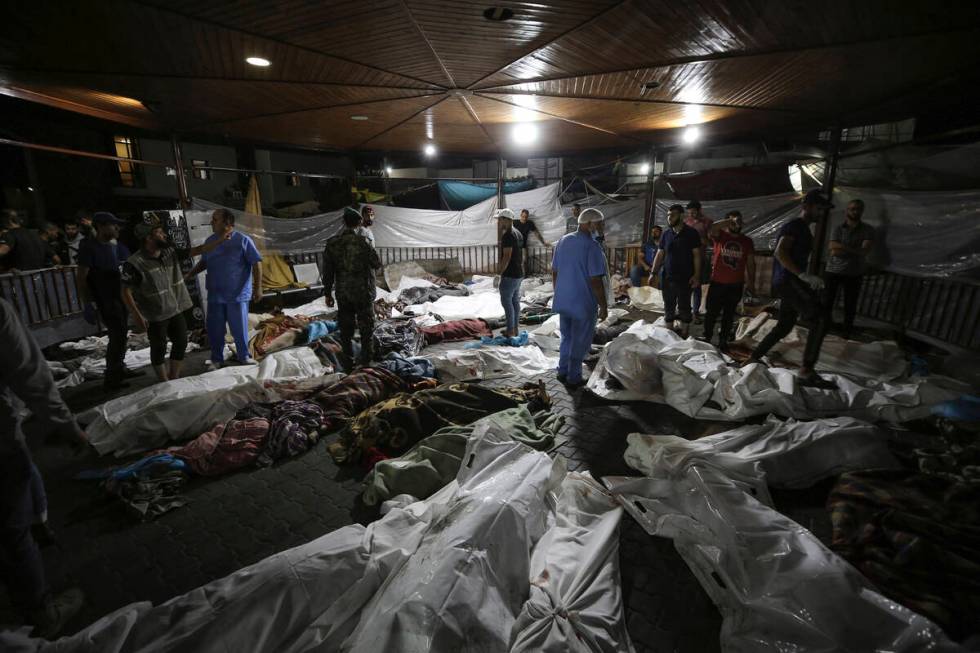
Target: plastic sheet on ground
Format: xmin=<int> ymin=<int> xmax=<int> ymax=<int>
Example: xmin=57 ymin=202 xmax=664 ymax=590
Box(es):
xmin=53 ymin=342 xmax=201 ymax=389
xmin=587 ymin=321 xmax=965 ymax=422
xmin=603 ymin=416 xmax=963 ymax=653
xmin=626 ymin=286 xmax=664 ymax=312
xmin=407 ymin=291 xmax=516 ymax=321
xmin=82 ymin=348 xmax=325 ymax=457
xmin=428 ymin=344 xmax=558 ymax=382
xmin=5 ymin=418 xmax=631 ymax=653
xmin=282 ymin=296 xmax=338 ymax=319
xmin=530 ymin=309 xmax=629 ymax=354
xmin=734 ymin=313 xmax=909 ymax=382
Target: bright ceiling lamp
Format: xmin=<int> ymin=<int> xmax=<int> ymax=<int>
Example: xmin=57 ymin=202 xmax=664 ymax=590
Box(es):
xmin=512 ymin=122 xmax=538 ymax=145
xmin=682 ymin=125 xmax=701 ymax=144
xmin=639 ymin=162 xmax=651 ymax=175
xmin=385 ymin=166 xmax=393 ymax=174
xmin=246 ymin=56 xmax=271 ymax=67
xmin=423 ymin=143 xmax=437 ymax=157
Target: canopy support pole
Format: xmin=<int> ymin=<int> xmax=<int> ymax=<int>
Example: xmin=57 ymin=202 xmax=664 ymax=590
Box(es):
xmin=496 ymin=155 xmax=505 ymax=208
xmin=642 ymin=148 xmax=658 ymax=238
xmin=811 ymin=126 xmax=841 ymax=274
xmin=171 ymin=134 xmax=189 ymax=209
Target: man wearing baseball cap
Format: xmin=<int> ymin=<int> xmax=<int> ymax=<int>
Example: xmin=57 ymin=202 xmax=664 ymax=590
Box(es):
xmin=75 ymin=212 xmax=136 ymax=391
xmin=551 ymin=207 xmax=608 ymax=387
xmin=495 ymin=208 xmax=524 ymax=338
xmin=745 ymin=189 xmax=835 ymax=388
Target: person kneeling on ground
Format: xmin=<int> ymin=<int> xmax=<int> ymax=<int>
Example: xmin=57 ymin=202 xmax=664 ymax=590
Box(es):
xmin=745 ymin=189 xmax=835 ymax=388
xmin=495 ymin=208 xmax=524 ymax=338
xmin=322 ymin=207 xmax=383 ymax=367
xmin=122 ymin=222 xmax=228 ymax=382
xmin=702 ymin=210 xmax=755 ymax=351
xmin=552 ymin=207 xmax=608 ymax=387
xmin=649 ymin=204 xmax=702 ymax=338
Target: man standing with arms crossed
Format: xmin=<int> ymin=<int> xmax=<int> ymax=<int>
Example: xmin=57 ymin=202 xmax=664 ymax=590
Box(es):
xmin=702 ymin=210 xmax=755 ymax=351
xmin=824 ymin=198 xmax=874 ymax=339
xmin=551 ymin=208 xmax=608 ymax=387
xmin=650 ymin=204 xmax=702 ymax=338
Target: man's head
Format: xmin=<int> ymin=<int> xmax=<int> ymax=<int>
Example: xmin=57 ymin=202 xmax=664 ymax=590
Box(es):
xmin=2 ymin=210 xmax=22 ymax=230
xmin=577 ymin=207 xmax=603 ymax=232
xmin=650 ymin=225 xmax=663 ymax=241
xmin=520 ymin=209 xmax=530 ymax=222
xmin=845 ymin=199 xmax=865 ymax=222
xmin=210 ymin=208 xmax=235 ymax=235
xmin=668 ymin=204 xmax=685 ymax=228
xmin=727 ymin=210 xmax=744 ymax=234
xmin=64 ymin=219 xmax=79 ymax=240
xmin=801 ymin=189 xmax=832 ymax=222
xmin=572 ymin=204 xmax=581 ymax=219
xmin=361 ymin=205 xmax=374 ymax=227
xmin=42 ymin=223 xmax=60 ymax=241
xmin=343 ymin=207 xmax=362 ymax=229
xmin=93 ymin=211 xmax=125 ymax=240
xmin=135 ymin=222 xmax=167 ymax=250
xmin=686 ymin=200 xmax=702 ymax=221
xmin=494 ymin=208 xmax=515 ymax=229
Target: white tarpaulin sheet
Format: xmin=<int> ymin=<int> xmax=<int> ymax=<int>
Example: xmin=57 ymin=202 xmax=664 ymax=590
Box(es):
xmin=626 ymin=286 xmax=664 ymax=312
xmin=603 ymin=416 xmax=962 ymax=653
xmin=2 ymin=421 xmax=631 ymax=653
xmin=429 ymin=345 xmax=558 ymax=382
xmin=407 ymin=292 xmax=514 ymax=321
xmin=733 ymin=313 xmax=909 ymax=382
xmin=190 ymin=183 xmax=565 ymax=252
xmin=587 ymin=321 xmax=964 ymax=422
xmin=82 ymin=348 xmax=325 ymax=457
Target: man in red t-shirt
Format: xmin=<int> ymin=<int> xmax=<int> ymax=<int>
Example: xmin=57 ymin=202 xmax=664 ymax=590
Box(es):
xmin=702 ymin=210 xmax=755 ymax=350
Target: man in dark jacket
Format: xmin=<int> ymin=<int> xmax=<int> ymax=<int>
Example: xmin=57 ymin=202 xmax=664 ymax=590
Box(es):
xmin=0 ymin=211 xmax=53 ymax=271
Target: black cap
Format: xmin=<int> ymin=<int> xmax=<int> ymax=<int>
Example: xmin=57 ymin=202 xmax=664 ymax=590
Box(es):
xmin=92 ymin=211 xmax=125 ymax=225
xmin=802 ymin=189 xmax=833 ymax=207
xmin=685 ymin=200 xmax=701 ymax=210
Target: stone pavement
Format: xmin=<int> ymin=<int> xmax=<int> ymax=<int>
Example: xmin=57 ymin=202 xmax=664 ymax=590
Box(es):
xmin=10 ymin=314 xmax=792 ymax=651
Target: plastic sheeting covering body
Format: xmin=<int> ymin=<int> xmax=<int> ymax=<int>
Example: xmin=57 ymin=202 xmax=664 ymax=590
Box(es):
xmin=82 ymin=348 xmax=325 ymax=457
xmin=2 ymin=419 xmax=632 ymax=653
xmin=587 ymin=321 xmax=964 ymax=421
xmin=603 ymin=416 xmax=964 ymax=652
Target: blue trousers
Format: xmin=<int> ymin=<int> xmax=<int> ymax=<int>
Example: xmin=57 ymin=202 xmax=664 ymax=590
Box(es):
xmin=499 ymin=276 xmax=522 ymax=334
xmin=557 ymin=312 xmax=597 ymax=383
xmin=207 ymin=300 xmax=250 ymax=363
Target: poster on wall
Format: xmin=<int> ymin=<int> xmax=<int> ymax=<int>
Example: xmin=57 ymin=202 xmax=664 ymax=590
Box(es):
xmin=142 ymin=210 xmax=205 ymax=327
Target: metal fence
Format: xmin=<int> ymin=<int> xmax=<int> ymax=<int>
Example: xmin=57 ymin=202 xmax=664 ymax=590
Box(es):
xmin=0 ymin=267 xmax=84 ymax=324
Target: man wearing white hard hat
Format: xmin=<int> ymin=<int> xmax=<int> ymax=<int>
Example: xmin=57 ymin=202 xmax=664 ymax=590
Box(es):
xmin=495 ymin=208 xmax=524 ymax=337
xmin=551 ymin=207 xmax=608 ymax=386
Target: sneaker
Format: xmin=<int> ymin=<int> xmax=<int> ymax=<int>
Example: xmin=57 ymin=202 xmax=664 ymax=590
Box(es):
xmin=204 ymin=360 xmax=223 ymax=371
xmin=238 ymin=357 xmax=258 ymax=366
xmin=28 ymin=588 xmax=84 ymax=639
xmin=799 ymin=372 xmax=838 ymax=390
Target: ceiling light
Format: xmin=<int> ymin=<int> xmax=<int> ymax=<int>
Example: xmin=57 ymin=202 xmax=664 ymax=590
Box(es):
xmin=385 ymin=166 xmax=393 ymax=174
xmin=351 ymin=115 xmax=369 ymax=121
xmin=423 ymin=143 xmax=437 ymax=157
xmin=682 ymin=126 xmax=701 ymax=144
xmin=27 ymin=186 xmax=34 ymax=192
xmin=512 ymin=123 xmax=538 ymax=145
xmin=639 ymin=162 xmax=651 ymax=175
xmin=246 ymin=56 xmax=271 ymax=67
xmin=483 ymin=7 xmax=514 ymax=21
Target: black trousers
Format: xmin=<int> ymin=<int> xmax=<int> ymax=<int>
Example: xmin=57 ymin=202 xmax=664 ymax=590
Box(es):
xmin=337 ymin=299 xmax=375 ymax=364
xmin=703 ymin=282 xmax=743 ymax=345
xmin=751 ymin=276 xmax=829 ymax=369
xmin=97 ymin=299 xmax=129 ymax=383
xmin=0 ymin=442 xmax=46 ymax=610
xmin=147 ymin=312 xmax=188 ymax=366
xmin=824 ymin=272 xmax=863 ymax=334
xmin=662 ymin=277 xmax=693 ymax=324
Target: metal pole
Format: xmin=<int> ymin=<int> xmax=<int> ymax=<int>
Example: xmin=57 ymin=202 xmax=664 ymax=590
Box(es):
xmin=641 ymin=148 xmax=658 ymax=238
xmin=170 ymin=134 xmax=189 ymax=209
xmin=382 ymin=155 xmax=391 ymax=204
xmin=810 ymin=126 xmax=842 ymax=274
xmin=496 ymin=156 xmax=506 ymax=208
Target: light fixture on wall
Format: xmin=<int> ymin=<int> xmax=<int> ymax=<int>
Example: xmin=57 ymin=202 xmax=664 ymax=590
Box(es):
xmin=639 ymin=162 xmax=651 ymax=175
xmin=682 ymin=125 xmax=701 ymax=144
xmin=350 ymin=115 xmax=369 ymax=121
xmin=423 ymin=143 xmax=437 ymax=157
xmin=246 ymin=56 xmax=271 ymax=67
xmin=385 ymin=166 xmax=393 ymax=174
xmin=512 ymin=123 xmax=538 ymax=145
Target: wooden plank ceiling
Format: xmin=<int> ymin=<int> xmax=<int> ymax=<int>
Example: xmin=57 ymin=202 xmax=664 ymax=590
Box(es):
xmin=1 ymin=0 xmax=979 ymax=153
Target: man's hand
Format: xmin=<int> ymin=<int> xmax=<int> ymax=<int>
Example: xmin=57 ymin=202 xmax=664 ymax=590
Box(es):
xmin=82 ymin=302 xmax=98 ymax=324
xmin=133 ymin=313 xmax=148 ymax=333
xmin=649 ymin=274 xmax=661 ymax=289
xmin=798 ymin=272 xmax=825 ymax=291
xmin=689 ymin=275 xmax=700 ymax=289
xmin=325 ymin=295 xmax=335 ymax=308
xmin=251 ymin=286 xmax=261 ymax=303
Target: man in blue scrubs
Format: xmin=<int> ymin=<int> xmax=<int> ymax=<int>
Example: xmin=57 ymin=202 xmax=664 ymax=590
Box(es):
xmin=552 ymin=208 xmax=608 ymax=387
xmin=186 ymin=209 xmax=263 ymax=367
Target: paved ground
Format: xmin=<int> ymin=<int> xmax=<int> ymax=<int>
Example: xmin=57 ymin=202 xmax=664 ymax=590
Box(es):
xmin=6 ymin=305 xmax=852 ymax=651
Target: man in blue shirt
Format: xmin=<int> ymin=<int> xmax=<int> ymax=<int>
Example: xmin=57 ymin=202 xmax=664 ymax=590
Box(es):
xmin=552 ymin=208 xmax=608 ymax=387
xmin=630 ymin=224 xmax=663 ymax=287
xmin=650 ymin=205 xmax=702 ymax=338
xmin=747 ymin=189 xmax=835 ymax=388
xmin=75 ymin=212 xmax=135 ymax=391
xmin=186 ymin=209 xmax=263 ymax=368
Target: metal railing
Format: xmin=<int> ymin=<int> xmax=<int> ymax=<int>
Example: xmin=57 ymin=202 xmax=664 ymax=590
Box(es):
xmin=0 ymin=267 xmax=84 ymax=324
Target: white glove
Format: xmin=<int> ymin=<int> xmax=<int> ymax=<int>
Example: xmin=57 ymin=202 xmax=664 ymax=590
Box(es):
xmin=798 ymin=272 xmax=825 ymax=291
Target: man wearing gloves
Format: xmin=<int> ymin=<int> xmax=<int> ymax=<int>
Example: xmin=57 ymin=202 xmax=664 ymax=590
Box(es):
xmin=745 ymin=189 xmax=835 ymax=388
xmin=551 ymin=207 xmax=608 ymax=387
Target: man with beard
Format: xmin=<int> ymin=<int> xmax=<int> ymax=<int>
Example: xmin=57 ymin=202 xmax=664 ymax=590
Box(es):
xmin=357 ymin=205 xmax=376 ymax=248
xmin=684 ymin=200 xmax=713 ymax=322
xmin=745 ymin=189 xmax=835 ymax=388
xmin=122 ymin=222 xmax=228 ymax=382
xmin=824 ymin=198 xmax=874 ymax=339
xmin=650 ymin=204 xmax=702 ymax=338
xmin=702 ymin=211 xmax=755 ymax=351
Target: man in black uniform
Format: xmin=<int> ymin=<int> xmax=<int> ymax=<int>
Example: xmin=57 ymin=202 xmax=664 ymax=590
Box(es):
xmin=322 ymin=208 xmax=383 ymax=367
